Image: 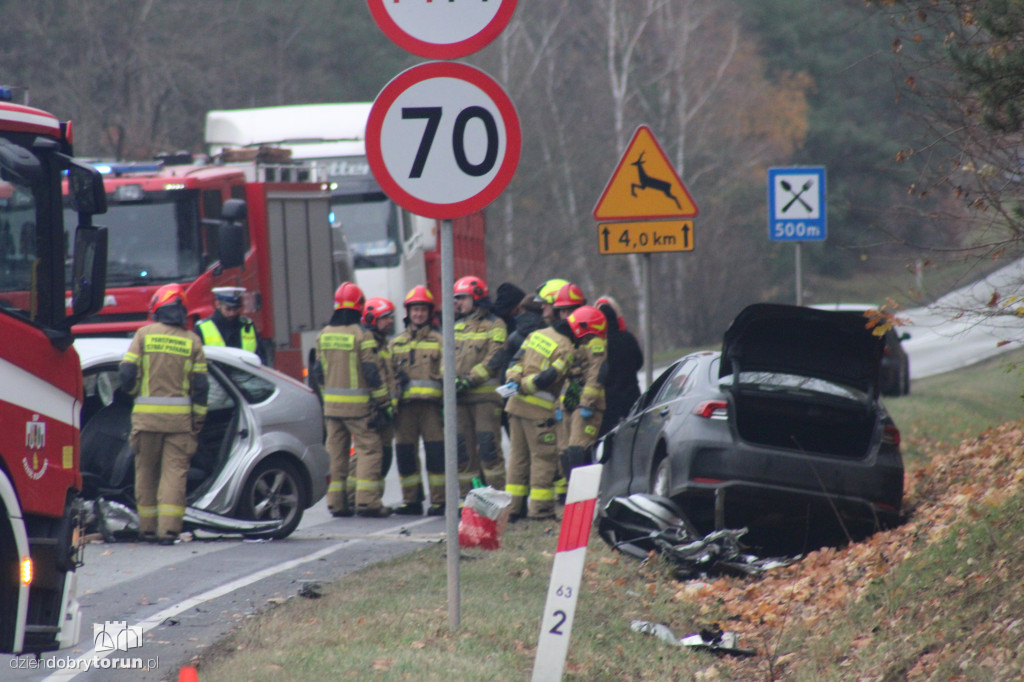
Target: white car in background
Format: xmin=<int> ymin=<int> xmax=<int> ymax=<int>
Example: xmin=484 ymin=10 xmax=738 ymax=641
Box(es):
xmin=76 ymin=338 xmax=328 ymax=539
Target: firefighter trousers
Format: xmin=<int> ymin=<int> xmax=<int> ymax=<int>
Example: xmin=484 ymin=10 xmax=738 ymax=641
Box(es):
xmin=348 ymin=425 xmax=393 ymax=510
xmin=130 ymin=430 xmax=197 ymax=539
xmin=506 ymin=413 xmax=559 ymax=518
xmin=394 ymin=401 xmax=443 ymax=505
xmin=325 ymin=415 xmax=386 ymax=513
xmin=456 ymin=400 xmax=506 ymax=496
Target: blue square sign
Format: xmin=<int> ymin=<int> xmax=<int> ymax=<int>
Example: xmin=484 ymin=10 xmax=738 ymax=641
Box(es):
xmin=768 ymin=167 xmax=826 ymax=241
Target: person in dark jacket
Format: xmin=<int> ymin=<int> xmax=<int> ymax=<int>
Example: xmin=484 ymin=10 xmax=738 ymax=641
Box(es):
xmin=597 ymin=297 xmax=643 ymax=437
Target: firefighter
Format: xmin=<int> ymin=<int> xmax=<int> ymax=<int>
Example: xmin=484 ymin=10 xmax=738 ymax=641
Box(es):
xmin=561 ymin=305 xmax=608 ymax=478
xmin=196 ymin=287 xmax=266 ymax=363
xmin=119 ymin=283 xmax=209 ymax=544
xmin=346 ymin=296 xmax=398 ymax=510
xmin=313 ymin=282 xmax=393 ymax=518
xmin=390 ymin=286 xmax=444 ymax=515
xmin=535 ymin=278 xmax=569 ymax=324
xmin=503 ymin=307 xmax=585 ymax=520
xmin=595 ymin=297 xmax=643 ymax=438
xmin=453 ymin=275 xmax=508 ymax=495
xmin=550 ymin=282 xmax=589 ymax=499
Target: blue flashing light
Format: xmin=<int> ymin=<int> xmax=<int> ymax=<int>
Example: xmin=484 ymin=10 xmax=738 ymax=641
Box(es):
xmin=94 ymin=164 xmax=114 ymax=175
xmin=0 ymin=86 xmax=12 ymax=102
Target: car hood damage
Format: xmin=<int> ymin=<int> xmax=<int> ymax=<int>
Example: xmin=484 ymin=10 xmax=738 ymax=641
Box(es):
xmin=719 ymin=303 xmax=885 ymax=398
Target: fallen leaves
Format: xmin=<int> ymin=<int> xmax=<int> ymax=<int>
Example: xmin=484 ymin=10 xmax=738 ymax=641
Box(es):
xmin=674 ymin=420 xmax=1024 ymax=676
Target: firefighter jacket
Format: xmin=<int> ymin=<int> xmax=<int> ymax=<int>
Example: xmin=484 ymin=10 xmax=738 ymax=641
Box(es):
xmin=453 ymin=307 xmax=507 ymax=404
xmin=575 ymin=335 xmax=607 ymax=411
xmin=505 ymin=324 xmax=576 ymax=421
xmin=197 ymin=313 xmax=258 ymax=353
xmin=316 ymin=322 xmax=389 ymax=419
xmin=389 ymin=324 xmax=443 ymax=403
xmin=369 ymin=326 xmax=400 ymax=408
xmin=120 ymin=322 xmax=208 ymax=433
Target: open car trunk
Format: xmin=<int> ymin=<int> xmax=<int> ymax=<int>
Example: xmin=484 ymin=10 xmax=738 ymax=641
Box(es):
xmin=730 ymin=387 xmax=876 ymax=459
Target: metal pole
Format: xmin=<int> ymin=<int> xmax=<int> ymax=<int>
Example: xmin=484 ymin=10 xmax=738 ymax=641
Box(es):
xmin=643 ymin=253 xmax=653 ymax=388
xmin=795 ymin=242 xmax=803 ymax=307
xmin=440 ymin=219 xmax=460 ymax=630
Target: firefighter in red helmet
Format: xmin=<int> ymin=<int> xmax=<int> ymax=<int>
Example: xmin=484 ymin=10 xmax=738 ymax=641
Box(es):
xmin=503 ymin=302 xmax=591 ymax=520
xmin=119 ymin=283 xmax=209 ymax=544
xmin=562 ymin=305 xmax=609 ymax=478
xmin=389 ymin=285 xmax=444 ymax=514
xmin=453 ymin=275 xmax=508 ymax=496
xmin=348 ymin=296 xmax=399 ymax=509
xmin=313 ymin=282 xmax=393 ymax=517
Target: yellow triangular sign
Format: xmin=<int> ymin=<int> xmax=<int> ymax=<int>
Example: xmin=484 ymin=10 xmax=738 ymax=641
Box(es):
xmin=593 ymin=125 xmax=698 ymax=220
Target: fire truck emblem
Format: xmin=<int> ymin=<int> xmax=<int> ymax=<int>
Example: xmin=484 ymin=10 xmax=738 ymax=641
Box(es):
xmin=23 ymin=416 xmax=49 ymax=480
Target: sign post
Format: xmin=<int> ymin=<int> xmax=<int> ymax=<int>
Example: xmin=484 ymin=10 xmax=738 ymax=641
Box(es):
xmin=767 ymin=167 xmax=826 ymax=306
xmin=593 ymin=125 xmax=698 ymax=388
xmin=367 ymin=2 xmax=520 ymax=632
xmin=531 ymin=464 xmax=603 ymax=682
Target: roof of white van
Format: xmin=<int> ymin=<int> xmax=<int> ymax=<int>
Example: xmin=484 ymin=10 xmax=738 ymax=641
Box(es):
xmin=204 ymin=103 xmax=373 ymax=158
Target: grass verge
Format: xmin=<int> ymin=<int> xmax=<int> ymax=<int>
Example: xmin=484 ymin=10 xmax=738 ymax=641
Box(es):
xmin=197 ymin=351 xmax=1024 ymax=681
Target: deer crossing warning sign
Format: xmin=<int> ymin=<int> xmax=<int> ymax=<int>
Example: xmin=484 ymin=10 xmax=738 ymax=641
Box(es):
xmin=592 ymin=125 xmax=698 ymax=221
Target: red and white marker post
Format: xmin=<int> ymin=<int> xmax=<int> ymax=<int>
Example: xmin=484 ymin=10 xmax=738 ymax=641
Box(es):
xmin=531 ymin=464 xmax=603 ymax=682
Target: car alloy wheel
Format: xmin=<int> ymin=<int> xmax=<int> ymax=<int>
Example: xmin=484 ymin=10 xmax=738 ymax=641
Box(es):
xmin=239 ymin=459 xmax=306 ymax=540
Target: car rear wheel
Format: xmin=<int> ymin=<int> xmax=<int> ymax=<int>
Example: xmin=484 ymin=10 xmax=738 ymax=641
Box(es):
xmin=651 ymin=455 xmax=671 ymax=498
xmin=237 ymin=459 xmax=306 ymax=540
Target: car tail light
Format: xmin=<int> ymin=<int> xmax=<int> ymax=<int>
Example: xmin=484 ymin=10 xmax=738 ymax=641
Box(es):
xmin=694 ymin=401 xmax=728 ymax=420
xmin=883 ymin=424 xmax=900 ymax=446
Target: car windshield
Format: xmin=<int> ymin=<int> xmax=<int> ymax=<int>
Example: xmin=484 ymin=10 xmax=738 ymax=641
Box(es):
xmin=63 ymin=189 xmax=202 ymax=286
xmin=329 ymin=191 xmax=401 ymax=268
xmin=720 ymin=370 xmax=867 ymax=401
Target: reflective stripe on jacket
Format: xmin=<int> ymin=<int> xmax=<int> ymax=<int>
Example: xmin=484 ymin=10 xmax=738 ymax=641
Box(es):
xmin=197 ymin=317 xmax=258 ymax=353
xmin=317 ymin=323 xmax=388 ymax=418
xmin=505 ymin=326 xmax=574 ymax=420
xmin=453 ymin=309 xmax=506 ymax=403
xmin=122 ymin=323 xmax=208 ymax=433
xmin=390 ymin=325 xmax=443 ymax=402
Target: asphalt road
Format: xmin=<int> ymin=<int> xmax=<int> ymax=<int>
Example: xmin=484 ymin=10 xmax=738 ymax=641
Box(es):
xmin=4 ymin=507 xmax=445 ymax=682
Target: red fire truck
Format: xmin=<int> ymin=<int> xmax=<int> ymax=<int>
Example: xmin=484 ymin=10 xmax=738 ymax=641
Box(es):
xmin=0 ymin=88 xmax=109 ymax=654
xmin=66 ymin=154 xmax=347 ymax=380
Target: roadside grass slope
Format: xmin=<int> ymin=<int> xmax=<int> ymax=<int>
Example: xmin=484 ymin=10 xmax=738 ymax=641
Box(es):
xmin=195 ymin=351 xmax=1024 ymax=681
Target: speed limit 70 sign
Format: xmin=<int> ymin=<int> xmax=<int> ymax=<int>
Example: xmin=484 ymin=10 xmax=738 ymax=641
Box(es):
xmin=366 ymin=61 xmax=521 ymax=220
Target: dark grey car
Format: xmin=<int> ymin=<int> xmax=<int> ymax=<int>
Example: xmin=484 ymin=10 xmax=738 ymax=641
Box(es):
xmin=596 ymin=303 xmax=904 ymax=543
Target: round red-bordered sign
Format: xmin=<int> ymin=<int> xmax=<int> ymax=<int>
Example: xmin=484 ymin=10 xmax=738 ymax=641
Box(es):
xmin=367 ymin=0 xmax=517 ymax=59
xmin=366 ymin=61 xmax=521 ymax=220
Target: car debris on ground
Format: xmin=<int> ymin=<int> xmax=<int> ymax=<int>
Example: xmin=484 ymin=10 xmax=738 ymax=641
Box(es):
xmin=630 ymin=620 xmax=756 ymax=657
xmin=597 ymin=494 xmax=799 ymax=579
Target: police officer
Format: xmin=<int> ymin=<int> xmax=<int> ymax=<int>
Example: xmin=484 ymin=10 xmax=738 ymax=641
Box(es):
xmin=453 ymin=275 xmax=508 ymax=495
xmin=504 ymin=308 xmax=586 ymax=521
xmin=119 ymin=284 xmax=209 ymax=544
xmin=196 ymin=287 xmax=266 ymax=363
xmin=390 ymin=286 xmax=444 ymax=515
xmin=313 ymin=282 xmax=392 ymax=518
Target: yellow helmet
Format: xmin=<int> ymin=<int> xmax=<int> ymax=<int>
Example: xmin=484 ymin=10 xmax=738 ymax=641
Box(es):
xmin=536 ymin=278 xmax=569 ymax=305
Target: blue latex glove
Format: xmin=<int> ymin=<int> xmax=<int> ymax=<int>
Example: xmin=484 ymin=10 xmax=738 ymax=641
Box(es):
xmin=579 ymin=406 xmax=594 ymax=419
xmin=554 ymin=407 xmax=563 ymax=422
